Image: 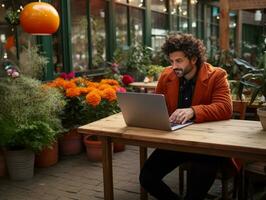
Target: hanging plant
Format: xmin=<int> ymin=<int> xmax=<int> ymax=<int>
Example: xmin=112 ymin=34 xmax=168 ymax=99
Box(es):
xmin=5 ymin=8 xmax=20 ymax=26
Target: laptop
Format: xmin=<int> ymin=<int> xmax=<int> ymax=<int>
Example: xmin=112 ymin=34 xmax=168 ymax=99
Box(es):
xmin=117 ymin=92 xmax=193 ymax=131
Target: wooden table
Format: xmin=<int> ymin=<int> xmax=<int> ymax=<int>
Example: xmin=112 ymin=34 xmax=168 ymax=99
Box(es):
xmin=78 ymin=113 xmax=266 ymax=200
xmin=130 ymin=81 xmax=157 ymax=93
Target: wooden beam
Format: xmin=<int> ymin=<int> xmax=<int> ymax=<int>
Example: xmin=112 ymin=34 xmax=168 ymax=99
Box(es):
xmin=219 ymin=0 xmax=230 ymax=51
xmin=230 ymin=0 xmax=266 ymax=10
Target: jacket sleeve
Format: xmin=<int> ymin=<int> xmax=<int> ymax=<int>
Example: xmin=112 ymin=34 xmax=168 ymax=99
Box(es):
xmin=192 ymin=69 xmax=233 ymax=123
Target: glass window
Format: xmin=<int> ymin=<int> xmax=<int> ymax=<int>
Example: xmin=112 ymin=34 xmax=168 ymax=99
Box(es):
xmin=190 ymin=3 xmax=197 ymax=35
xmin=196 ymin=2 xmax=204 ymax=39
xmin=151 ymin=0 xmax=167 ymax=13
xmin=0 ymin=0 xmax=36 ymax=62
xmin=177 ymin=0 xmax=188 ymax=33
xmin=116 ymin=4 xmax=128 ymax=48
xmin=70 ymin=0 xmax=88 ymax=72
xmin=229 ymin=11 xmax=237 ymax=53
xmin=128 ymin=0 xmax=144 ymax=7
xmin=91 ymin=0 xmax=106 ymax=69
xmin=115 ymin=0 xmax=127 ymax=3
xmin=130 ymin=7 xmax=143 ymax=45
xmin=151 ymin=12 xmax=167 ymax=51
xmin=169 ymin=0 xmax=179 ymax=31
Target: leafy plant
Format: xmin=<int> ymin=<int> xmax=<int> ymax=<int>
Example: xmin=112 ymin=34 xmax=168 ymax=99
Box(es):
xmin=19 ymin=42 xmax=49 ymax=80
xmin=0 ymin=76 xmax=65 ymax=152
xmin=238 ymin=53 xmax=266 ymax=104
xmin=5 ymin=8 xmax=20 ymax=25
xmin=146 ymin=65 xmax=164 ymax=79
xmin=125 ymin=44 xmax=153 ymax=80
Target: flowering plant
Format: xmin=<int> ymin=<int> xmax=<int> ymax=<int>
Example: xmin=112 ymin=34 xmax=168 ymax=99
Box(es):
xmin=106 ymin=61 xmax=135 ymax=91
xmin=0 ymin=66 xmax=64 ymax=152
xmin=46 ymin=74 xmax=126 ymax=130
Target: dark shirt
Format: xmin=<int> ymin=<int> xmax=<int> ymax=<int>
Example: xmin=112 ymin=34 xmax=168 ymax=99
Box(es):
xmin=178 ymin=77 xmax=196 ymax=108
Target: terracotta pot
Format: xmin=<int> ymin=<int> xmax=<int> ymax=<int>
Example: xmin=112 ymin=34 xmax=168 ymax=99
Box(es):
xmin=83 ymin=135 xmax=103 ymax=162
xmin=59 ymin=129 xmax=83 ymax=156
xmin=0 ymin=149 xmax=7 ymax=177
xmin=257 ymin=107 xmax=266 ymax=130
xmin=113 ymin=143 xmax=126 ymax=153
xmin=35 ymin=141 xmax=58 ymax=168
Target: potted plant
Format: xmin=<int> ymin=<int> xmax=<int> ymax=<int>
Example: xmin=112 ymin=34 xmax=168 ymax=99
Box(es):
xmin=125 ymin=43 xmax=153 ymax=81
xmin=46 ymin=76 xmax=125 ymax=158
xmin=144 ymin=65 xmax=164 ymax=83
xmin=0 ymin=71 xmax=64 ymax=180
xmin=238 ymin=53 xmax=266 ymax=130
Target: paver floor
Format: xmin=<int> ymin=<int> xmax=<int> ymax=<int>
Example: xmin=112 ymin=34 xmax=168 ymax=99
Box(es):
xmin=0 ymin=145 xmax=251 ymax=200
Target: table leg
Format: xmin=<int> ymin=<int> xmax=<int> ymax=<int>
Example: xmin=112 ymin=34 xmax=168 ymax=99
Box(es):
xmin=101 ymin=137 xmax=114 ymax=200
xmin=140 ymin=146 xmax=148 ymax=200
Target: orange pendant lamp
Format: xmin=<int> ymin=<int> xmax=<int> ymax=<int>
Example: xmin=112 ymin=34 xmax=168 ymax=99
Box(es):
xmin=20 ymin=1 xmax=60 ymax=35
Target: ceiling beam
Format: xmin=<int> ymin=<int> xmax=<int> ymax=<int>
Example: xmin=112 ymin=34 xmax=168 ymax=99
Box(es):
xmin=229 ymin=0 xmax=266 ymax=10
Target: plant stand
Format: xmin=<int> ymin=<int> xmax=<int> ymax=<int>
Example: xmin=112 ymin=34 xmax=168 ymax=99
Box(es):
xmin=5 ymin=149 xmax=35 ymax=180
xmin=35 ymin=141 xmax=58 ymax=168
xmin=59 ymin=129 xmax=83 ymax=156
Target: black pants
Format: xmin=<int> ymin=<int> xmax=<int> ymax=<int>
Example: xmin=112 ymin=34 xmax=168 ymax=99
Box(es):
xmin=139 ymin=149 xmax=232 ymax=200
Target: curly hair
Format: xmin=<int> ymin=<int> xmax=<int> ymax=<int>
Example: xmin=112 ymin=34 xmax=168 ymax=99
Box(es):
xmin=161 ymin=33 xmax=206 ymax=68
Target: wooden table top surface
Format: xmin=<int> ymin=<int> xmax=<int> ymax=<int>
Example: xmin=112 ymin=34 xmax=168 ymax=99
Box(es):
xmin=78 ymin=113 xmax=266 ymax=160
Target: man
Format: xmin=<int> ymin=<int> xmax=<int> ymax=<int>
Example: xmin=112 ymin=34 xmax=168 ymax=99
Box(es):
xmin=139 ymin=33 xmax=239 ymax=200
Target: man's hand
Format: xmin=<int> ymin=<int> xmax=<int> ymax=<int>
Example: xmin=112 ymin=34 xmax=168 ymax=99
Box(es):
xmin=169 ymin=108 xmax=194 ymax=124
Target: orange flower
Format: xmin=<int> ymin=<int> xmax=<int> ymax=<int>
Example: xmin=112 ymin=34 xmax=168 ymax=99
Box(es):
xmin=78 ymin=87 xmax=89 ymax=94
xmin=101 ymin=88 xmax=117 ymax=102
xmin=100 ymin=79 xmax=119 ymax=86
xmin=66 ymin=87 xmax=81 ymax=97
xmin=63 ymin=81 xmax=76 ymax=89
xmin=98 ymin=83 xmax=112 ymax=91
xmin=86 ymin=90 xmax=101 ymax=106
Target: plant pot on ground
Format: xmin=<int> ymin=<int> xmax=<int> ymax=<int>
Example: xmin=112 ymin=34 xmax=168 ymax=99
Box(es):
xmin=0 ymin=75 xmax=64 ymax=180
xmin=0 ymin=149 xmax=7 ymax=177
xmin=113 ymin=143 xmax=126 ymax=153
xmin=35 ymin=141 xmax=59 ymax=168
xmin=257 ymin=107 xmax=266 ymax=130
xmin=83 ymin=135 xmax=102 ymax=162
xmin=83 ymin=135 xmax=114 ymax=162
xmin=59 ymin=129 xmax=83 ymax=156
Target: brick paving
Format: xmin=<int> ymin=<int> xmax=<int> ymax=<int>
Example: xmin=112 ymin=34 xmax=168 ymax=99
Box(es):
xmin=0 ymin=146 xmax=231 ymax=200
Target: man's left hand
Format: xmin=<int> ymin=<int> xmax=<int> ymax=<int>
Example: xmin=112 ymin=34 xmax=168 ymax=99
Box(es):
xmin=169 ymin=108 xmax=194 ymax=124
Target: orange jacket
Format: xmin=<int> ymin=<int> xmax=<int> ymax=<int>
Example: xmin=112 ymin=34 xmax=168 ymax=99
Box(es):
xmin=156 ymin=62 xmax=241 ymax=173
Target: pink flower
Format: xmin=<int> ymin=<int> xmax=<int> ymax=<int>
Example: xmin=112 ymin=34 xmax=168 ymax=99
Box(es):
xmin=110 ymin=63 xmax=120 ymax=74
xmin=11 ymin=71 xmax=19 ymax=78
xmin=122 ymin=74 xmax=134 ymax=85
xmin=60 ymin=72 xmax=67 ymax=79
xmin=60 ymin=72 xmax=75 ymax=80
xmin=116 ymin=87 xmax=126 ymax=93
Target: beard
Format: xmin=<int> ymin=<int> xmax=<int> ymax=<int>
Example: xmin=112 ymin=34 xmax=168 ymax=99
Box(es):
xmin=174 ymin=68 xmax=184 ymax=77
xmin=174 ymin=64 xmax=193 ymax=78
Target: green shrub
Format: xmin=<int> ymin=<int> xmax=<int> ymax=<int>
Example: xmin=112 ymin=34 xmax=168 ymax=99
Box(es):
xmin=0 ymin=76 xmax=65 ymax=152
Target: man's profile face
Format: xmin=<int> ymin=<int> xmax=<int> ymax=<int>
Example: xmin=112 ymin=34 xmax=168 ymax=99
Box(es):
xmin=169 ymin=51 xmax=196 ymax=78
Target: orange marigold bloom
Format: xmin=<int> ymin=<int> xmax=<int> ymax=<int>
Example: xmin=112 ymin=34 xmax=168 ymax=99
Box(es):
xmin=86 ymin=91 xmax=101 ymax=107
xmin=98 ymin=84 xmax=112 ymax=91
xmin=53 ymin=78 xmax=66 ymax=87
xmin=78 ymin=87 xmax=89 ymax=94
xmin=66 ymin=87 xmax=81 ymax=97
xmin=100 ymin=79 xmax=119 ymax=86
xmin=63 ymin=81 xmax=76 ymax=89
xmin=102 ymin=88 xmax=117 ymax=102
xmin=86 ymin=86 xmax=96 ymax=93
